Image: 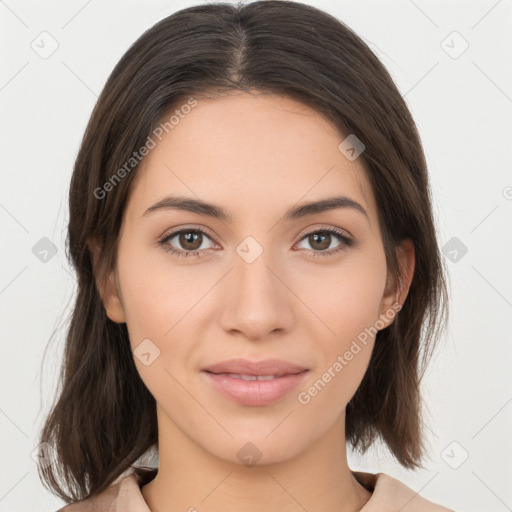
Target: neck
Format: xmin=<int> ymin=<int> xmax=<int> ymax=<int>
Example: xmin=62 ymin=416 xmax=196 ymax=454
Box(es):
xmin=141 ymin=410 xmax=372 ymax=512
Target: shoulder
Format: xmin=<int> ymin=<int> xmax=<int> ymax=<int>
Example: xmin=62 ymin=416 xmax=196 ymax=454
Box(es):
xmin=54 ymin=481 xmax=121 ymax=512
xmin=54 ymin=467 xmax=454 ymax=512
xmin=54 ymin=466 xmax=156 ymax=512
xmin=356 ymin=471 xmax=456 ymax=512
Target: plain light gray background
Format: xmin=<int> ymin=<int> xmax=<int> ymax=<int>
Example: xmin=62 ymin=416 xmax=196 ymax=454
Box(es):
xmin=1 ymin=1 xmax=511 ymax=511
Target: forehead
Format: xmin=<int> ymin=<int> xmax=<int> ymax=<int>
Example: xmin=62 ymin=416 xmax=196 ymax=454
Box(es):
xmin=125 ymin=92 xmax=376 ymax=226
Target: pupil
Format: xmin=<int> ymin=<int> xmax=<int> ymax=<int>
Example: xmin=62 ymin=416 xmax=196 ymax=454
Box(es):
xmin=181 ymin=232 xmax=201 ymax=250
xmin=311 ymin=232 xmax=329 ymax=250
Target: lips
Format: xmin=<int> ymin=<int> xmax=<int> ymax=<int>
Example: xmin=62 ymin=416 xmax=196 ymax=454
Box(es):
xmin=202 ymin=358 xmax=308 ymax=377
xmin=201 ymin=358 xmax=309 ymax=406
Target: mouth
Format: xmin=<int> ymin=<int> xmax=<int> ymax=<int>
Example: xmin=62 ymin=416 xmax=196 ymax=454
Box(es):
xmin=201 ymin=359 xmax=309 ymax=406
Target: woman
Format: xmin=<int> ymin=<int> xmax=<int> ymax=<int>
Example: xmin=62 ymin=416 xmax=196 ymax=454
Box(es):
xmin=39 ymin=1 xmax=453 ymax=510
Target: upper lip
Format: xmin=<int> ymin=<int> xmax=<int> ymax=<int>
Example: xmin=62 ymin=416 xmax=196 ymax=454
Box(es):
xmin=202 ymin=358 xmax=308 ymax=376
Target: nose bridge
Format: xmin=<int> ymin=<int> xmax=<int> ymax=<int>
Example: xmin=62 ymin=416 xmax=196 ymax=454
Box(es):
xmin=220 ymin=234 xmax=294 ymax=338
xmin=235 ymin=234 xmax=283 ymax=307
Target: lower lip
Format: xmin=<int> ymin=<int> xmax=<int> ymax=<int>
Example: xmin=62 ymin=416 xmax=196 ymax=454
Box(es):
xmin=203 ymin=370 xmax=309 ymax=406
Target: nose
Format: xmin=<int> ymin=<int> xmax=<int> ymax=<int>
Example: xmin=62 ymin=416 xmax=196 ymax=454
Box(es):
xmin=218 ymin=242 xmax=295 ymax=341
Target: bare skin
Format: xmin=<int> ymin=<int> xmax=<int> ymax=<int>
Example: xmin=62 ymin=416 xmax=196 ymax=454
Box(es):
xmin=96 ymin=91 xmax=415 ymax=512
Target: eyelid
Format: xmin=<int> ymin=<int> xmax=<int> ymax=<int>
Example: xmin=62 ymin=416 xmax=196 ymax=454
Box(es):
xmin=299 ymin=224 xmax=352 ymax=239
xmin=158 ymin=224 xmax=219 ymax=244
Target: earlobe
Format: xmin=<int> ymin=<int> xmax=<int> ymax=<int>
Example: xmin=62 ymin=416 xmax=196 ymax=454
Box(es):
xmin=101 ymin=269 xmax=127 ymax=324
xmin=378 ymin=239 xmax=415 ymax=329
xmin=88 ymin=238 xmax=127 ymax=324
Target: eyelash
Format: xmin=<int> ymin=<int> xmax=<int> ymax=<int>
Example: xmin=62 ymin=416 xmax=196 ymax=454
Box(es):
xmin=158 ymin=226 xmax=353 ymax=259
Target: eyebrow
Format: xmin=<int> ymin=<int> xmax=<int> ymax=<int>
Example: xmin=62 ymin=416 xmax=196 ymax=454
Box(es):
xmin=142 ymin=194 xmax=368 ymax=222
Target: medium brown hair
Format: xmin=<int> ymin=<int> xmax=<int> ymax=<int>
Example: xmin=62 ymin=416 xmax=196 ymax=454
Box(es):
xmin=39 ymin=0 xmax=448 ymax=503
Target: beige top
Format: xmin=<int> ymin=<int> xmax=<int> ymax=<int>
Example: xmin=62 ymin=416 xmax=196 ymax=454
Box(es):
xmin=55 ymin=466 xmax=455 ymax=511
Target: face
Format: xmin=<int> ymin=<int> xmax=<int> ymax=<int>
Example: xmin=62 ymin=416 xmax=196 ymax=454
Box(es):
xmin=99 ymin=91 xmax=414 ymax=465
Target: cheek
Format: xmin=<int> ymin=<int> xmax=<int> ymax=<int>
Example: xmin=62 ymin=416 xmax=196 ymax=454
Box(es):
xmin=297 ymin=250 xmax=388 ymax=344
xmin=116 ymin=243 xmax=222 ymax=402
xmin=117 ymin=242 xmax=208 ymax=346
xmin=296 ymin=251 xmax=387 ymax=397
xmin=116 ymin=246 xmax=204 ymax=403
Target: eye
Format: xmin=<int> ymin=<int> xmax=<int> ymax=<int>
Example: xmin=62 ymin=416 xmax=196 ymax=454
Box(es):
xmin=158 ymin=226 xmax=353 ymax=259
xmin=158 ymin=228 xmax=216 ymax=258
xmin=295 ymin=227 xmax=353 ymax=258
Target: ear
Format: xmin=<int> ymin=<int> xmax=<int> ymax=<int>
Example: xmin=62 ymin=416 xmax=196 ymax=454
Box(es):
xmin=377 ymin=238 xmax=415 ymax=329
xmin=88 ymin=238 xmax=127 ymax=324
